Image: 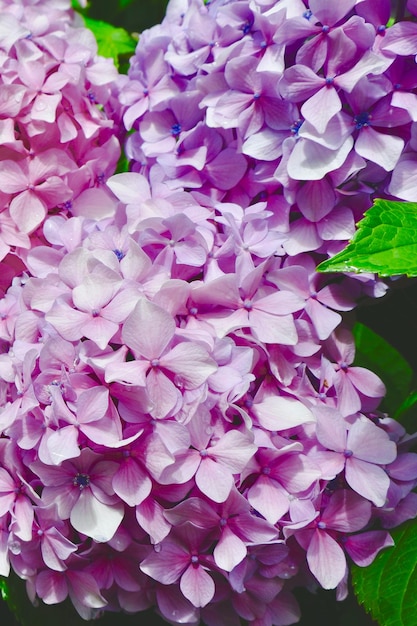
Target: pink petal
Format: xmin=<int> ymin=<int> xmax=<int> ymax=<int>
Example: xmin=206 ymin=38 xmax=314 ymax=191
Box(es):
xmin=41 ymin=529 xmax=77 ymax=571
xmin=140 ymin=542 xmax=188 ymax=584
xmin=113 ymin=460 xmax=152 ymax=507
xmin=196 ymin=457 xmax=234 ymax=503
xmin=46 ymin=425 xmax=80 ymax=465
xmin=106 ymin=172 xmax=151 ymax=204
xmin=208 ymin=430 xmax=257 ymax=472
xmin=105 ymin=360 xmax=149 ymax=386
xmin=160 ymin=342 xmax=217 ymax=388
xmin=180 ymin=563 xmax=215 ymax=608
xmin=147 ymin=367 xmax=182 ymax=419
xmin=253 ymin=396 xmax=315 ymax=431
xmin=72 ymin=278 xmax=117 ymax=313
xmin=136 ymin=497 xmax=172 ymax=544
xmin=321 ymin=490 xmax=371 ymax=533
xmin=70 ymin=490 xmax=124 ymax=542
xmin=214 ymin=526 xmax=247 ymax=571
xmin=36 ymin=570 xmax=68 ymax=604
xmin=67 ymin=570 xmax=107 ymax=609
xmin=347 ymin=367 xmax=386 ymax=398
xmin=122 ymin=298 xmax=175 ymax=359
xmin=77 ymin=387 xmax=109 ymax=424
xmin=9 ymin=190 xmax=46 ymax=234
xmin=45 ymin=299 xmax=88 ymax=341
xmin=248 ymin=477 xmax=290 ymax=524
xmin=12 ymin=495 xmax=34 ymax=541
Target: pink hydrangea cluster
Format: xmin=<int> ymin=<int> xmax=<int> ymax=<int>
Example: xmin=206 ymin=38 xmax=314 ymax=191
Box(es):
xmin=2 ymin=0 xmax=417 ymax=624
xmin=0 ymin=0 xmax=122 ymax=296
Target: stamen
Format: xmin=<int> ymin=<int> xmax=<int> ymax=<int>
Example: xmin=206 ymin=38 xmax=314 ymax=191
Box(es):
xmin=73 ymin=473 xmax=90 ymax=490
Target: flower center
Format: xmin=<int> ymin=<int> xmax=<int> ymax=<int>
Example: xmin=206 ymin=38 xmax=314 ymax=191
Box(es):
xmin=73 ymin=473 xmax=90 ymax=490
xmin=354 ymin=111 xmax=371 ymax=130
xmin=113 ymin=248 xmax=125 ymax=260
xmin=291 ymin=119 xmax=304 ymax=136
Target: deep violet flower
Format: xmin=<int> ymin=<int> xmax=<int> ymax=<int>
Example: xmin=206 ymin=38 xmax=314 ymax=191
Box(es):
xmin=0 ymin=0 xmax=417 ymax=624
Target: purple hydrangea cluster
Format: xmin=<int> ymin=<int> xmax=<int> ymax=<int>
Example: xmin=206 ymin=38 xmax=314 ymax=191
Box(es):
xmin=2 ymin=0 xmax=417 ymax=624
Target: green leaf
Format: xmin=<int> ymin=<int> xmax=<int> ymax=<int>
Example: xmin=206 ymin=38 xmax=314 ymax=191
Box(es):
xmin=352 ymin=322 xmax=413 ymax=416
xmin=352 ymin=520 xmax=417 ymax=626
xmin=82 ymin=16 xmax=137 ymax=68
xmin=394 ymin=389 xmax=417 ymax=431
xmin=118 ymin=0 xmax=136 ymax=7
xmin=317 ymin=199 xmax=417 ymax=277
xmin=71 ymin=0 xmax=86 ymax=10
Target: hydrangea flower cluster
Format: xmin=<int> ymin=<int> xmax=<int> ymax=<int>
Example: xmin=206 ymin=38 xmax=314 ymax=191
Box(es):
xmin=0 ymin=0 xmax=122 ymax=295
xmin=2 ymin=0 xmax=417 ymax=624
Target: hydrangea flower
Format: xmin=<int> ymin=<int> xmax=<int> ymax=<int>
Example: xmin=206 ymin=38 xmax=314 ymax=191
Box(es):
xmin=1 ymin=0 xmax=417 ymax=624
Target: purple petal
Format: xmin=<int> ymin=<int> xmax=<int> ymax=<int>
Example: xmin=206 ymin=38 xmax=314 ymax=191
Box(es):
xmin=344 ymin=530 xmax=394 ymax=567
xmin=315 ymin=406 xmax=347 ymax=452
xmin=250 ymin=309 xmax=298 ymax=345
xmin=287 ymin=136 xmax=353 ymax=180
xmin=380 ymin=21 xmax=417 ymax=55
xmin=321 ymin=490 xmax=371 ymax=533
xmin=345 ymin=458 xmax=390 ymax=507
xmin=279 ymin=65 xmax=324 ymax=101
xmin=388 ymin=155 xmax=417 ymax=201
xmin=309 ymin=0 xmax=357 ymax=25
xmin=355 ymin=128 xmax=404 ymax=171
xmin=208 ymin=430 xmax=257 ymax=473
xmin=307 ymin=529 xmax=347 ymax=589
xmin=301 ymin=86 xmax=342 ymax=134
xmin=347 ymin=418 xmax=397 ymax=464
xmin=206 ymin=149 xmax=247 ymax=190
